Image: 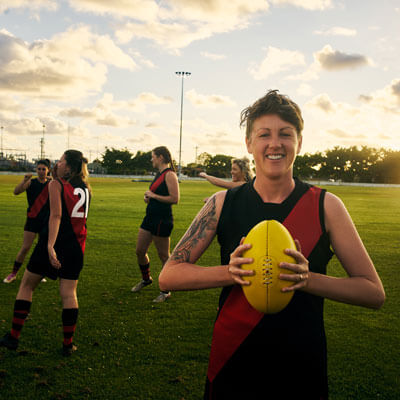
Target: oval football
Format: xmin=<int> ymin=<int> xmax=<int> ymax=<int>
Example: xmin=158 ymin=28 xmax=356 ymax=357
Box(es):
xmin=241 ymin=220 xmax=297 ymax=314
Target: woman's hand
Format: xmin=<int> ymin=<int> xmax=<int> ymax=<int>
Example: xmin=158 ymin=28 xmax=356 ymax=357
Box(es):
xmin=227 ymin=238 xmax=255 ymax=285
xmin=48 ymin=246 xmax=61 ymax=269
xmin=144 ymin=190 xmax=155 ymax=199
xmin=279 ymin=239 xmax=310 ymax=292
xmin=144 ymin=194 xmax=150 ymax=204
xmin=24 ymin=173 xmax=33 ymax=182
xmin=199 ymin=172 xmax=207 ymax=178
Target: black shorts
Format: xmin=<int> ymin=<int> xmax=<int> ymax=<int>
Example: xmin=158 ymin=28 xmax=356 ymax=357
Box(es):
xmin=140 ymin=214 xmax=173 ymax=237
xmin=27 ymin=237 xmax=84 ymax=280
xmin=24 ymin=217 xmax=44 ymax=233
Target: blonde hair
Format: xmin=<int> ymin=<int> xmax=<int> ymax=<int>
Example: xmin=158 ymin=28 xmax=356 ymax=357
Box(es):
xmin=64 ymin=149 xmax=91 ymax=193
xmin=232 ymin=157 xmax=253 ymax=182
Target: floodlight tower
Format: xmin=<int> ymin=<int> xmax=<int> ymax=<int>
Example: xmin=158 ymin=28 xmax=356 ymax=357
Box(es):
xmin=40 ymin=124 xmax=45 ymax=159
xmin=175 ymin=71 xmax=191 ymax=177
xmin=0 ymin=126 xmax=3 ymax=158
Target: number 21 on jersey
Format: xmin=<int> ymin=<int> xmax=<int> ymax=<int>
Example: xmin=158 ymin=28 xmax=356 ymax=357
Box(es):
xmin=71 ymin=187 xmax=89 ymax=218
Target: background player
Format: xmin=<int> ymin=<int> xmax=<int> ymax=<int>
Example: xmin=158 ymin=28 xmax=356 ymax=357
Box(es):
xmin=131 ymin=146 xmax=179 ymax=303
xmin=4 ymin=159 xmax=51 ymax=284
xmin=0 ymin=150 xmax=91 ymax=356
xmin=159 ymin=90 xmax=385 ymax=399
xmin=199 ymin=157 xmax=253 ymax=189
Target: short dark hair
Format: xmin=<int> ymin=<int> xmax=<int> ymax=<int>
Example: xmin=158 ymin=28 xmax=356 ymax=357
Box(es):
xmin=37 ymin=159 xmax=50 ymax=168
xmin=240 ymin=90 xmax=304 ymax=140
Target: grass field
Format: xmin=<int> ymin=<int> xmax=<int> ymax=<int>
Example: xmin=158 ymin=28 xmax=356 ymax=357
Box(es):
xmin=0 ymin=175 xmax=399 ymax=400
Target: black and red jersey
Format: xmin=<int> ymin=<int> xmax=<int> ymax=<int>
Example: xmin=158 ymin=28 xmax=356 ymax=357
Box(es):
xmin=205 ymin=178 xmax=334 ymax=399
xmin=26 ymin=178 xmax=50 ymax=219
xmin=56 ymin=178 xmax=90 ymax=254
xmin=146 ymin=168 xmax=173 ymax=218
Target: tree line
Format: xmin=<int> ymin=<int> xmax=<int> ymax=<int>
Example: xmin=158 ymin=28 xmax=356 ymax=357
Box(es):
xmin=97 ymin=146 xmax=400 ymax=184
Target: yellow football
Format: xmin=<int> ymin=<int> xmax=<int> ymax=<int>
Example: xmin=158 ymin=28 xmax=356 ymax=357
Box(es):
xmin=241 ymin=220 xmax=297 ymax=314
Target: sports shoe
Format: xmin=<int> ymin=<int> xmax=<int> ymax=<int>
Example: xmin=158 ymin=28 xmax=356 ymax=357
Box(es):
xmin=131 ymin=278 xmax=153 ymax=292
xmin=62 ymin=343 xmax=77 ymax=356
xmin=41 ymin=278 xmax=47 ymax=282
xmin=153 ymin=292 xmax=171 ymax=303
xmin=0 ymin=332 xmax=19 ymax=350
xmin=3 ymin=272 xmax=17 ymax=283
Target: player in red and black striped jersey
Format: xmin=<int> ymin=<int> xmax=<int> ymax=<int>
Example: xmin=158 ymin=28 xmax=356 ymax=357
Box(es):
xmin=0 ymin=150 xmax=91 ymax=356
xmin=131 ymin=146 xmax=180 ymax=303
xmin=160 ymin=90 xmax=385 ymax=399
xmin=3 ymin=159 xmax=51 ymax=284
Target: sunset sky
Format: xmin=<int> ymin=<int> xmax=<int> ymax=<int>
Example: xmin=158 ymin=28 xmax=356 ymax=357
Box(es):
xmin=0 ymin=0 xmax=399 ymax=164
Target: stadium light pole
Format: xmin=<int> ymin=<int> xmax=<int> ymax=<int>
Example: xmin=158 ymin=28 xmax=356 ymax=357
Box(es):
xmin=0 ymin=126 xmax=3 ymax=158
xmin=175 ymin=71 xmax=191 ymax=178
xmin=40 ymin=124 xmax=45 ymax=159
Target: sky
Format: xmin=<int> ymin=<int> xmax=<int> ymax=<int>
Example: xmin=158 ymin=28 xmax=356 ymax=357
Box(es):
xmin=0 ymin=0 xmax=399 ymax=165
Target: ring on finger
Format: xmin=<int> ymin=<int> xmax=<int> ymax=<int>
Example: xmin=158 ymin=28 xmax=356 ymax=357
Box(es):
xmin=298 ymin=273 xmax=303 ymax=281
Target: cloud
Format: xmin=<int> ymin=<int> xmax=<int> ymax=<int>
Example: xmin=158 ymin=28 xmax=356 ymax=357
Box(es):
xmin=59 ymin=92 xmax=172 ymax=127
xmin=248 ymin=46 xmax=306 ymax=80
xmin=0 ymin=26 xmax=136 ymax=98
xmin=270 ymin=0 xmax=333 ymax=11
xmin=306 ymin=93 xmax=335 ymax=113
xmin=200 ymin=51 xmax=226 ymax=60
xmin=296 ymin=83 xmax=313 ymax=96
xmin=314 ymin=26 xmax=357 ymax=36
xmin=113 ymin=0 xmax=269 ymax=50
xmin=358 ymin=78 xmax=400 ymax=112
xmin=0 ymin=0 xmax=57 ymax=13
xmin=314 ymin=45 xmax=371 ymax=70
xmin=186 ymin=89 xmax=236 ymax=108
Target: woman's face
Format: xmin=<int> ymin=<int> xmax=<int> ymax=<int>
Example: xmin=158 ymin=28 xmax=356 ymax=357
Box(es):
xmin=231 ymin=162 xmax=244 ymax=182
xmin=36 ymin=164 xmax=49 ymax=180
xmin=151 ymin=152 xmax=163 ymax=169
xmin=246 ymin=114 xmax=302 ymax=180
xmin=56 ymin=154 xmax=71 ymax=179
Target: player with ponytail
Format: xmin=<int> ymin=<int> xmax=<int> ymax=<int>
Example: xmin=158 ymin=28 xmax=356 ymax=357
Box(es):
xmin=0 ymin=150 xmax=91 ymax=356
xmin=131 ymin=146 xmax=180 ymax=303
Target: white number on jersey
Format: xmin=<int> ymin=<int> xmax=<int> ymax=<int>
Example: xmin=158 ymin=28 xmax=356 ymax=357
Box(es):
xmin=71 ymin=188 xmax=89 ymax=218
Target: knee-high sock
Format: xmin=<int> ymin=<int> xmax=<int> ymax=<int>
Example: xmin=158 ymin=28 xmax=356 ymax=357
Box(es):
xmin=62 ymin=308 xmax=79 ymax=347
xmin=12 ymin=261 xmax=23 ymax=274
xmin=139 ymin=263 xmax=150 ymax=281
xmin=11 ymin=299 xmax=32 ymax=340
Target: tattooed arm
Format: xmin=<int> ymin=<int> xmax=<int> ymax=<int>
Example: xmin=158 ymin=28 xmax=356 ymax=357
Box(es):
xmin=159 ymin=190 xmax=249 ymax=291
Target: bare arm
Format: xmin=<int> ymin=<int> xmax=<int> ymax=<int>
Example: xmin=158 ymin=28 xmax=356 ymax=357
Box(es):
xmin=199 ymin=172 xmax=244 ymax=189
xmin=145 ymin=171 xmax=180 ymax=204
xmin=14 ymin=173 xmax=33 ymax=195
xmin=295 ymin=192 xmax=385 ymax=309
xmin=159 ymin=191 xmax=253 ymax=291
xmin=47 ymin=180 xmax=62 ymax=268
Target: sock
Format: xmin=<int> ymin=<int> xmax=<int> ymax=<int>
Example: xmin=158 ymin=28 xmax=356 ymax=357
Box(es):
xmin=139 ymin=263 xmax=151 ymax=281
xmin=10 ymin=299 xmax=32 ymax=340
xmin=62 ymin=308 xmax=79 ymax=347
xmin=12 ymin=261 xmax=23 ymax=274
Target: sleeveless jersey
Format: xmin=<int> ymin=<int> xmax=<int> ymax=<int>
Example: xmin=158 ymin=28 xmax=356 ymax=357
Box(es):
xmin=205 ymin=178 xmax=334 ymax=399
xmin=145 ymin=168 xmax=173 ymax=218
xmin=54 ymin=178 xmax=90 ymax=254
xmin=26 ymin=178 xmax=50 ymax=219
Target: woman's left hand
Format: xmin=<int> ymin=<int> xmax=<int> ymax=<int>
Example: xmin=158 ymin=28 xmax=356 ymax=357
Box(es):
xmin=48 ymin=246 xmax=61 ymax=269
xmin=279 ymin=239 xmax=310 ymax=292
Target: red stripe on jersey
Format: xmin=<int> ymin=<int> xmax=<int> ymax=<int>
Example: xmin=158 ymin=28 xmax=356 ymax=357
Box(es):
xmin=63 ymin=325 xmax=76 ymax=333
xmin=60 ymin=179 xmax=88 ymax=253
xmin=149 ymin=169 xmax=170 ymax=192
xmin=207 ymin=187 xmax=323 ymax=383
xmin=27 ymin=184 xmax=49 ymax=218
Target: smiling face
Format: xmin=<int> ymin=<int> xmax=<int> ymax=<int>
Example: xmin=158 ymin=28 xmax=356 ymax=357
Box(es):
xmin=231 ymin=162 xmax=244 ymax=182
xmin=246 ymin=114 xmax=302 ymax=180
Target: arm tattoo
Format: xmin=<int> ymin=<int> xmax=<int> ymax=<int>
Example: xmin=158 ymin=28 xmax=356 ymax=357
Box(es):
xmin=171 ymin=195 xmax=218 ymax=263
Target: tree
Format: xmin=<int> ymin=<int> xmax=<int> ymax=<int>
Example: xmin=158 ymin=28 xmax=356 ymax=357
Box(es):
xmin=204 ymin=154 xmax=233 ymax=178
xmin=102 ymin=147 xmax=133 ymax=174
xmin=131 ymin=151 xmax=153 ymax=174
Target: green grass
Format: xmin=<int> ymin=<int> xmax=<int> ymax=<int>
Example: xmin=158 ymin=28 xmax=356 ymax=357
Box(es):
xmin=0 ymin=175 xmax=399 ymax=399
